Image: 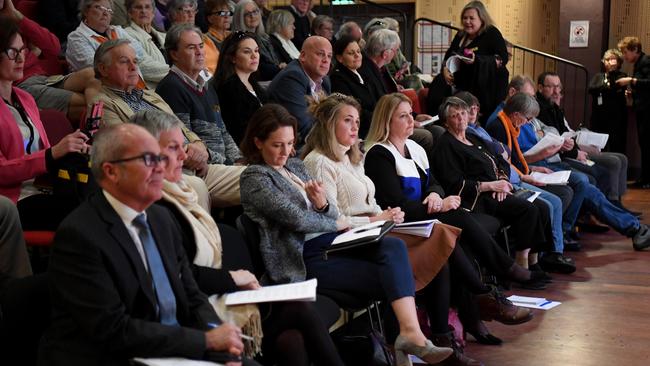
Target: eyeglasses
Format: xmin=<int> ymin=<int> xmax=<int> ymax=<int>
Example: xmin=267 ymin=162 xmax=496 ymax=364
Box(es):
xmin=92 ymin=4 xmax=114 ymax=14
xmin=370 ymin=20 xmax=386 ymax=28
xmin=109 ymin=152 xmax=169 ymax=167
xmin=178 ymin=7 xmax=198 ymax=15
xmin=4 ymin=46 xmax=28 ymax=61
xmin=543 ymin=83 xmax=562 ymax=91
xmin=244 ymin=9 xmax=260 ymax=18
xmin=211 ymin=10 xmax=233 ymax=17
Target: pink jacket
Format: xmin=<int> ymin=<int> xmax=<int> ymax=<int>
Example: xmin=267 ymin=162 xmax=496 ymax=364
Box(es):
xmin=0 ymin=87 xmax=51 ymax=202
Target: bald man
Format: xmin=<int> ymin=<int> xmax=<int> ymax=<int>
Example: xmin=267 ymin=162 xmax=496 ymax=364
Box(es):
xmin=268 ymin=36 xmax=333 ymax=149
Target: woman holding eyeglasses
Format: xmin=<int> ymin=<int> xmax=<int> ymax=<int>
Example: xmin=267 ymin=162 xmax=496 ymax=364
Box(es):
xmin=125 ymin=0 xmax=169 ymax=88
xmin=213 ymin=31 xmax=266 ymax=144
xmin=232 ymin=0 xmax=285 ymax=81
xmin=0 ymin=17 xmax=91 ymax=229
xmin=205 ymin=0 xmax=232 ymax=51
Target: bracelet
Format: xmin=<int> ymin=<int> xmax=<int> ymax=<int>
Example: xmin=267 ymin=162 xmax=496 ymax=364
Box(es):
xmin=315 ymin=202 xmax=329 ymax=212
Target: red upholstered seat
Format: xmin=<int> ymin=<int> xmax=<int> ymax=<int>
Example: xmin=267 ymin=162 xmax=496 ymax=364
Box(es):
xmin=39 ymin=109 xmax=74 ymax=144
xmin=401 ymin=88 xmax=422 ymax=115
xmin=23 ymin=230 xmax=55 ymax=247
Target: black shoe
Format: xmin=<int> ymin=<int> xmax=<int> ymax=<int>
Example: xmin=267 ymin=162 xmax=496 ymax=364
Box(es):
xmin=630 ymin=180 xmax=650 ymax=189
xmin=633 ymin=224 xmax=650 ymax=251
xmin=563 ymin=237 xmax=582 ymax=252
xmin=466 ymin=329 xmax=503 ymax=346
xmin=539 ymin=253 xmax=577 ymax=274
xmin=529 ymin=265 xmax=553 ymax=283
xmin=517 ymin=276 xmax=547 ymax=290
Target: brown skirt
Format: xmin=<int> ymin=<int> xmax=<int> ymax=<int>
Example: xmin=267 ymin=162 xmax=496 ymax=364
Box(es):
xmin=389 ymin=222 xmax=461 ymax=291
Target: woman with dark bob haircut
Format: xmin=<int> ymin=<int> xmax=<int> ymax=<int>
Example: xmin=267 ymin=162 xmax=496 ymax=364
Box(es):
xmin=0 ymin=16 xmax=91 ymax=230
xmin=239 ymin=103 xmax=454 ymax=366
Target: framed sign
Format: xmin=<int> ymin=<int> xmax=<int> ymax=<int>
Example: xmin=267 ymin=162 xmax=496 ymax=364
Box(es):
xmin=569 ymin=20 xmax=589 ymax=48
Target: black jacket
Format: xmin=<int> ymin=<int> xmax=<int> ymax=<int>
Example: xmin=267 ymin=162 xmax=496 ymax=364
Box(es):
xmin=632 ymin=52 xmax=650 ymax=112
xmin=330 ymin=63 xmax=381 ymax=138
xmin=214 ymin=74 xmax=266 ymax=144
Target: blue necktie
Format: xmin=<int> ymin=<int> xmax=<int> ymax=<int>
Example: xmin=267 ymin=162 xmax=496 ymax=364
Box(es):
xmin=133 ymin=214 xmax=179 ymax=326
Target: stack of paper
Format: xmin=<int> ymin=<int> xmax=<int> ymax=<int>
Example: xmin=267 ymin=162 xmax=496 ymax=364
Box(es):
xmin=508 ymin=295 xmax=561 ymax=310
xmin=392 ymin=219 xmax=439 ymax=238
xmin=418 ymin=115 xmax=439 ymax=127
xmin=132 ymin=358 xmax=220 ymax=366
xmin=224 ymin=278 xmax=317 ymax=306
xmin=529 ymin=170 xmax=571 ymax=185
xmin=577 ymin=130 xmax=609 ymax=150
xmin=523 ymin=133 xmax=564 ymax=157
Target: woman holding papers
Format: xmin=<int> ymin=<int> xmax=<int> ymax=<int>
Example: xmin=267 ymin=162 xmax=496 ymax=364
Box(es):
xmin=441 ymin=1 xmax=508 ymax=123
xmin=239 ymin=104 xmax=455 ymax=365
xmin=130 ymin=110 xmax=345 ymax=366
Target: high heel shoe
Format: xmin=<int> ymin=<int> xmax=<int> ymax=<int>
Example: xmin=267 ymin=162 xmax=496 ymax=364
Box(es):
xmin=394 ymin=335 xmax=453 ymax=366
xmin=465 ymin=329 xmax=503 ymax=345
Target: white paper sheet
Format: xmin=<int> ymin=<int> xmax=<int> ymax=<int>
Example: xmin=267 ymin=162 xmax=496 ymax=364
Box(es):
xmin=576 ymin=130 xmax=609 ymax=150
xmin=392 ymin=219 xmax=439 ymax=238
xmin=529 ymin=170 xmax=571 ymax=185
xmin=523 ymin=133 xmax=564 ymax=157
xmin=224 ymin=279 xmax=317 ymax=306
xmin=132 ymin=358 xmax=221 ymax=366
xmin=332 ymin=220 xmax=385 ymax=246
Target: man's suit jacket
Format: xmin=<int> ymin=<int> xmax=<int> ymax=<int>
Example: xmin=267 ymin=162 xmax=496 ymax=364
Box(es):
xmin=39 ymin=192 xmax=219 ymax=366
xmin=267 ymin=60 xmax=331 ymax=147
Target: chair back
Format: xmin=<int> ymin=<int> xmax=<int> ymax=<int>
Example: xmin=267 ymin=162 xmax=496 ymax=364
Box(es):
xmin=235 ymin=214 xmax=266 ymax=278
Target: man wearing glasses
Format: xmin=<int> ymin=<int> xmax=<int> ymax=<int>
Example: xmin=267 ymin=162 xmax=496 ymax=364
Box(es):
xmin=39 ymin=123 xmax=253 ymax=365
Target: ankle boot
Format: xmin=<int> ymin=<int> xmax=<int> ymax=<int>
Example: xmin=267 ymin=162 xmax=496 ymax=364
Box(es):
xmin=476 ymin=286 xmax=533 ymax=325
xmin=430 ymin=332 xmax=483 ymax=366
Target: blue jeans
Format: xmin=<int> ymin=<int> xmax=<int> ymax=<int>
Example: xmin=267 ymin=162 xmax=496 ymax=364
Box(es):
xmin=519 ymin=182 xmax=564 ymax=253
xmin=544 ymin=165 xmax=640 ymax=235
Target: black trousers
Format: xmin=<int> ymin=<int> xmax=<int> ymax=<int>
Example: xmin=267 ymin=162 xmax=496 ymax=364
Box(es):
xmin=637 ymin=110 xmax=650 ymax=183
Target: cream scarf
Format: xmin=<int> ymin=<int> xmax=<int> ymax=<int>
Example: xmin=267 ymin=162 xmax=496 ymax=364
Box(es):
xmin=162 ymin=179 xmax=262 ymax=356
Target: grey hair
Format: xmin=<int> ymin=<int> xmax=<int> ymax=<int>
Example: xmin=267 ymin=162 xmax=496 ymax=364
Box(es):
xmin=363 ymin=17 xmax=387 ymax=40
xmin=125 ymin=0 xmax=154 ymax=11
xmin=382 ymin=18 xmax=399 ymax=32
xmin=311 ymin=15 xmax=334 ymax=34
xmin=334 ymin=21 xmax=361 ymax=41
xmin=167 ymin=0 xmax=198 ymax=19
xmin=503 ymin=92 xmax=540 ymax=117
xmin=79 ymin=0 xmax=115 ymax=17
xmin=90 ymin=124 xmax=132 ymax=181
xmin=165 ymin=23 xmax=202 ymax=53
xmin=94 ymin=38 xmax=132 ymax=79
xmin=439 ymin=96 xmax=469 ymax=125
xmin=364 ymin=28 xmax=400 ymax=58
xmin=507 ymin=75 xmax=535 ymax=93
xmin=129 ymin=110 xmax=184 ymax=139
xmin=232 ymin=0 xmax=266 ymax=36
xmin=266 ymin=9 xmax=294 ymax=36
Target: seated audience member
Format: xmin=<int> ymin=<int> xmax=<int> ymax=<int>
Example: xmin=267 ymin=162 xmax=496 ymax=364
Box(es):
xmin=363 ymin=93 xmax=546 ymax=292
xmin=536 ymin=71 xmax=625 ymax=200
xmin=92 ymin=39 xmax=239 ymax=208
xmin=158 ymin=24 xmax=242 ymax=165
xmin=334 ymin=21 xmax=363 ymax=45
xmin=329 ymin=35 xmax=382 ymax=138
xmin=213 ymin=31 xmax=267 ymax=144
xmin=67 ymin=0 xmax=169 ymax=87
xmin=360 ymin=29 xmax=435 ymax=158
xmin=267 ymin=35 xmax=332 ymax=149
xmin=432 ymin=96 xmax=555 ymax=272
xmin=157 ymin=24 xmax=245 ymax=206
xmin=302 ymin=93 xmax=523 ymax=361
xmin=239 ymin=103 xmax=454 ymax=365
xmin=168 ymin=0 xmax=220 ymax=74
xmin=205 ymin=0 xmax=233 ymax=51
xmin=131 ymin=109 xmax=344 ymax=365
xmin=0 ymin=17 xmax=91 ymax=229
xmin=267 ymin=9 xmax=300 ymax=64
xmin=124 ymin=0 xmax=169 ymax=89
xmin=233 ymin=0 xmax=285 ymax=81
xmin=39 ymin=123 xmax=253 ymax=365
xmin=286 ymin=0 xmax=312 ymax=50
xmin=381 ymin=17 xmax=422 ymax=86
xmin=471 ymin=91 xmax=575 ymax=274
xmin=3 ymin=0 xmax=100 ymax=123
xmin=311 ymin=15 xmax=334 ymax=42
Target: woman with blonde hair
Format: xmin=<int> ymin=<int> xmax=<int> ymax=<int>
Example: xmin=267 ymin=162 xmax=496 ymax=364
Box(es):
xmin=441 ymin=0 xmax=508 ymax=122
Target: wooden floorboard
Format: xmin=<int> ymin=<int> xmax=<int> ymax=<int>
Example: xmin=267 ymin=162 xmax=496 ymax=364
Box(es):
xmin=464 ymin=187 xmax=650 ymax=366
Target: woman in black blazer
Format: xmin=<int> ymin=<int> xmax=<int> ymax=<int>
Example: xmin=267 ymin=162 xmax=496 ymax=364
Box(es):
xmin=329 ymin=35 xmax=382 ymax=138
xmin=213 ymin=31 xmax=268 ymax=144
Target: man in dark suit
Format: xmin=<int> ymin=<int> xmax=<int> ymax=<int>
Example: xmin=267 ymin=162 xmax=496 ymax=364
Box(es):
xmin=39 ymin=124 xmax=245 ymax=366
xmin=268 ymin=35 xmax=332 ymax=148
xmin=617 ymin=37 xmax=650 ymax=187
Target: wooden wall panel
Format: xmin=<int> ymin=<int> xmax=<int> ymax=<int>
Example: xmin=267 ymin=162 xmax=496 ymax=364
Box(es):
xmin=609 ymin=0 xmax=650 ymax=52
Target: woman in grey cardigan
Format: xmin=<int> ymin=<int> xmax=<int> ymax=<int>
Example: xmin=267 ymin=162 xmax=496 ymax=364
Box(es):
xmin=239 ymin=104 xmax=453 ymax=365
